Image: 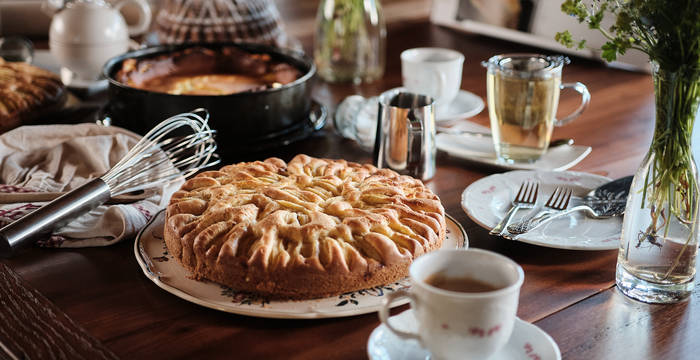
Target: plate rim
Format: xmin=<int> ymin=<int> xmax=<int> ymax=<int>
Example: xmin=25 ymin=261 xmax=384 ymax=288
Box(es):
xmin=366 ymin=310 xmax=561 ymax=360
xmin=436 ymin=90 xmax=485 ymax=122
xmin=134 ymin=210 xmax=468 ymax=319
xmin=461 ymin=170 xmax=618 ymax=251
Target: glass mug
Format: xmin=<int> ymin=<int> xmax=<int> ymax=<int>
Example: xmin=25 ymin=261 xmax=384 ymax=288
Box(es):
xmin=483 ymin=54 xmax=590 ymax=163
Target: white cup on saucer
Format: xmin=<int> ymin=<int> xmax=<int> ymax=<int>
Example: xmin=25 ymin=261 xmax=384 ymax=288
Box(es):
xmin=378 ymin=248 xmax=524 ymax=360
xmin=401 ymin=48 xmax=465 ymax=118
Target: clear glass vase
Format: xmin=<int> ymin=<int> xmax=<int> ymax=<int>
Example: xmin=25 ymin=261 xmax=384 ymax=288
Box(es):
xmin=313 ymin=0 xmax=386 ymax=84
xmin=616 ymin=64 xmax=700 ymax=303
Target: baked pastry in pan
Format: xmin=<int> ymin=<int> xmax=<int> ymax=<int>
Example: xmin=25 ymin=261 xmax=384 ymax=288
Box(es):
xmin=115 ymin=47 xmax=301 ymax=95
xmin=164 ymin=155 xmax=446 ymax=299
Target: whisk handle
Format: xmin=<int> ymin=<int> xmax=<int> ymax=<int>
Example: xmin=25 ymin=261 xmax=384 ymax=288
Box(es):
xmin=0 ymin=179 xmax=111 ymax=257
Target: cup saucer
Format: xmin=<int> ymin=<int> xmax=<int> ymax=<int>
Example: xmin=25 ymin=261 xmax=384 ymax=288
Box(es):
xmin=436 ymin=90 xmax=485 ymax=122
xmin=367 ymin=309 xmax=561 ymax=360
xmin=59 ymin=67 xmax=109 ymax=91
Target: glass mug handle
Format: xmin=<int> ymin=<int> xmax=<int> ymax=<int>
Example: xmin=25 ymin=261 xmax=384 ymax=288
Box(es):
xmin=555 ymin=82 xmax=590 ymax=126
xmin=378 ymin=290 xmax=421 ymax=341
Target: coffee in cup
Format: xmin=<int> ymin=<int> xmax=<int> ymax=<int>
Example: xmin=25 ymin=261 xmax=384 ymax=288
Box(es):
xmin=425 ymin=272 xmax=501 ymax=293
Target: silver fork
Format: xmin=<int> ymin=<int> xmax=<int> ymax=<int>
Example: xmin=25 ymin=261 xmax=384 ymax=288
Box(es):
xmin=506 ymin=187 xmax=573 ymax=235
xmin=490 ymin=181 xmax=539 ymax=236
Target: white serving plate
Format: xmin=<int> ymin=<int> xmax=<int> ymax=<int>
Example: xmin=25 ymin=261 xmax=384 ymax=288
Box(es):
xmin=135 ymin=211 xmax=468 ymax=319
xmin=462 ymin=170 xmax=621 ymax=250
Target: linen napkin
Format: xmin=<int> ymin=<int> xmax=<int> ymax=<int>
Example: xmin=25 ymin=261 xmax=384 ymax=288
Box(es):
xmin=0 ymin=124 xmax=183 ymax=248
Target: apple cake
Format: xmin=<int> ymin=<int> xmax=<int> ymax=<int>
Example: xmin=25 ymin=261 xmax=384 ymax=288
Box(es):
xmin=0 ymin=58 xmax=66 ymax=133
xmin=164 ymin=154 xmax=446 ymax=299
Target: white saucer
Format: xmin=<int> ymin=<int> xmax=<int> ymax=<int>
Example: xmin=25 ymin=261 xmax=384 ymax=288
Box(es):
xmin=367 ymin=310 xmax=561 ymax=360
xmin=437 ymin=132 xmax=591 ymax=171
xmin=436 ymin=90 xmax=485 ymax=122
xmin=60 ymin=67 xmax=109 ymax=91
xmin=462 ymin=170 xmax=622 ymax=250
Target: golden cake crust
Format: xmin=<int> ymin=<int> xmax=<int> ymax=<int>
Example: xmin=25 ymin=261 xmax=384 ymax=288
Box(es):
xmin=164 ymin=154 xmax=446 ymax=299
xmin=0 ymin=58 xmax=66 ymax=133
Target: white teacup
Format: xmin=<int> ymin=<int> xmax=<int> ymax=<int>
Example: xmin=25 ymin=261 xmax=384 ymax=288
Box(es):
xmin=378 ymin=249 xmax=524 ymax=360
xmin=401 ymin=48 xmax=464 ymax=117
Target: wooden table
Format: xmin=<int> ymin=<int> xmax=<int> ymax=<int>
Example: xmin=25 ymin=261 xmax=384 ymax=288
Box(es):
xmin=2 ymin=19 xmax=697 ymax=360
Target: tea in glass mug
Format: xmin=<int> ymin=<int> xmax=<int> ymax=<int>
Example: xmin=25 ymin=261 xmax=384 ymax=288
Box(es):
xmin=484 ymin=54 xmax=590 ymax=163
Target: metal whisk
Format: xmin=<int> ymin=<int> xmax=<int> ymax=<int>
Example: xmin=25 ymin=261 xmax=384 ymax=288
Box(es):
xmin=0 ymin=109 xmax=220 ymax=257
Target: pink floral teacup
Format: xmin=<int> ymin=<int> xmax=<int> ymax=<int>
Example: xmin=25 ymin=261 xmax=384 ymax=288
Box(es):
xmin=379 ymin=249 xmax=524 ymax=360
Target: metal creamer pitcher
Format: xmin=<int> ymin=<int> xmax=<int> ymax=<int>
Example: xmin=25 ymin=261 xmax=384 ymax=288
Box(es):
xmin=373 ymin=88 xmax=436 ymax=181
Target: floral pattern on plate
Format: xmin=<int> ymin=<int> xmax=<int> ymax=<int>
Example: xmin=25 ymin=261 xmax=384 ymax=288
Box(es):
xmin=134 ymin=210 xmax=467 ymax=319
xmin=462 ymin=170 xmax=621 ymax=250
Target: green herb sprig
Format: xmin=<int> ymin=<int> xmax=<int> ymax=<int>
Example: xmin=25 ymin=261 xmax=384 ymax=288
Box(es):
xmin=556 ymin=0 xmax=700 ymax=278
xmin=555 ymin=0 xmax=700 ymax=76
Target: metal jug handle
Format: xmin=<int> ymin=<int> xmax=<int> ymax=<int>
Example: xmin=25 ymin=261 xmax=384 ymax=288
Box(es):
xmin=407 ymin=109 xmax=424 ymax=170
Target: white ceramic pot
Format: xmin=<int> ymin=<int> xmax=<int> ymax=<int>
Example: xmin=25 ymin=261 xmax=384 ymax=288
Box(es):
xmin=49 ymin=0 xmax=151 ymax=82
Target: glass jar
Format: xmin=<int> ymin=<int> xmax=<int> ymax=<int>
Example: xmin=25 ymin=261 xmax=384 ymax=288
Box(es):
xmin=616 ymin=63 xmax=700 ymax=303
xmin=313 ymin=0 xmax=386 ymax=84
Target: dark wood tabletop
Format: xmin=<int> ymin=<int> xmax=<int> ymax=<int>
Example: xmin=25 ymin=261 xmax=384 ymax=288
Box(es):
xmin=2 ymin=18 xmax=698 ymax=360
